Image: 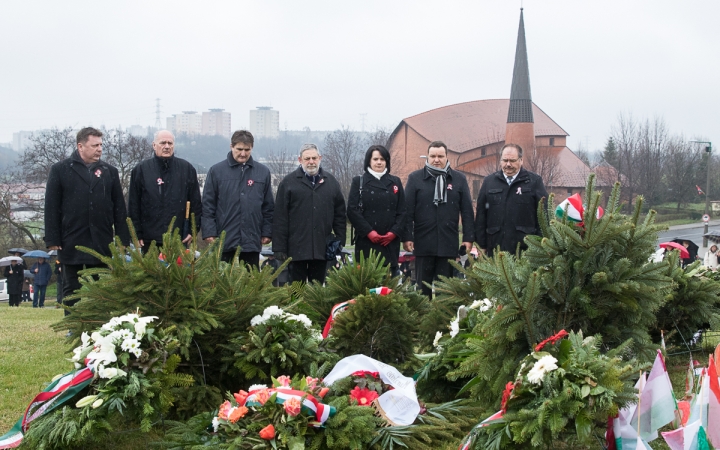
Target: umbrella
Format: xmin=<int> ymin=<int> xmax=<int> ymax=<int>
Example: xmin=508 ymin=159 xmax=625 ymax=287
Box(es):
xmin=24 ymin=270 xmax=35 ymax=278
xmin=8 ymin=248 xmax=28 ymax=255
xmin=260 ymin=248 xmax=274 ymax=256
xmin=341 ymin=248 xmax=352 ymax=255
xmin=704 ymin=231 xmax=720 ymax=244
xmin=670 ymin=238 xmax=699 ymax=260
xmin=24 ymin=250 xmax=51 ymax=258
xmin=48 ymin=250 xmax=58 ymax=256
xmin=659 ymin=242 xmax=690 ymax=259
xmin=0 ymin=256 xmax=24 ymax=267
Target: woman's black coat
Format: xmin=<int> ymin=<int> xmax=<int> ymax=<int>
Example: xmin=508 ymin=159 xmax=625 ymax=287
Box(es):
xmin=4 ymin=263 xmax=25 ymax=295
xmin=347 ymin=172 xmax=406 ymax=269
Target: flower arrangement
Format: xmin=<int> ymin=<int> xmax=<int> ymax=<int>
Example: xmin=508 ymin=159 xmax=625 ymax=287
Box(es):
xmin=19 ymin=312 xmax=194 ymax=449
xmin=462 ymin=330 xmax=643 ymax=449
xmin=229 ymin=306 xmax=337 ymax=382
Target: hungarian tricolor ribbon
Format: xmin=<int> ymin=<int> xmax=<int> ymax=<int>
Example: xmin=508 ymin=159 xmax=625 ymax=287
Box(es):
xmin=244 ymin=387 xmax=336 ymax=425
xmin=321 ymin=287 xmax=392 ymax=339
xmin=0 ymin=366 xmax=95 ymax=449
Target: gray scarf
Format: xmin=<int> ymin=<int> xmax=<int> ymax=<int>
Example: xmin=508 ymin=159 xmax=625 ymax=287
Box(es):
xmin=425 ymin=161 xmax=450 ymax=205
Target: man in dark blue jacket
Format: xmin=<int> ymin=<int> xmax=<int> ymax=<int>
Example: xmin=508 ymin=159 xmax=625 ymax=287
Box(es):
xmin=30 ymin=257 xmax=52 ymax=308
xmin=202 ymin=130 xmax=274 ymax=268
xmin=128 ymin=130 xmax=202 ymax=253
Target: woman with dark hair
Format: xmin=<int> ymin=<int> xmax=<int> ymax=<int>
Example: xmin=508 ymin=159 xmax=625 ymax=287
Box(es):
xmin=347 ymin=145 xmax=406 ymax=274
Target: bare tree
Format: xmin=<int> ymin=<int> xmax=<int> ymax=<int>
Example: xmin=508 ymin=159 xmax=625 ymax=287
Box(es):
xmin=265 ymin=149 xmax=295 ymax=194
xmin=365 ymin=126 xmax=390 ymax=148
xmin=664 ymin=136 xmax=702 ymax=211
xmin=101 ymin=127 xmax=153 ymax=197
xmin=527 ymin=147 xmax=561 ymax=187
xmin=19 ymin=127 xmax=76 ymax=183
xmin=0 ymin=170 xmax=43 ymax=248
xmin=322 ymin=126 xmax=364 ymax=197
xmin=612 ymin=113 xmax=640 ymax=211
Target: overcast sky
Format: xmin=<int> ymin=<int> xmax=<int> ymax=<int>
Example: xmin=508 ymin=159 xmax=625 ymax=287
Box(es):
xmin=1 ymin=1 xmax=718 ymax=152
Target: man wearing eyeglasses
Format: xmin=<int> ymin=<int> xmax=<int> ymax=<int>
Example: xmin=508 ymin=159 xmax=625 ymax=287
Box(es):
xmin=272 ymin=143 xmax=346 ymax=284
xmin=474 ymin=143 xmax=547 ymax=257
xmin=128 ymin=130 xmax=202 ymax=254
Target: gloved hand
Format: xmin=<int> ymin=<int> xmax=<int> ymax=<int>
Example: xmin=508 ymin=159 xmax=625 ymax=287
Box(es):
xmin=378 ymin=232 xmax=396 ymax=246
xmin=368 ymin=231 xmax=382 ymax=244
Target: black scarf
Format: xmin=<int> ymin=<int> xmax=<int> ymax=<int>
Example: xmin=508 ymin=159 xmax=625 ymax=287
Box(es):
xmin=425 ymin=161 xmax=450 ymax=206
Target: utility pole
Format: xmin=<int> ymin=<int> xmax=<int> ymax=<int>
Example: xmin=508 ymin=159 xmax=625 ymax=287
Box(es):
xmin=690 ymin=140 xmax=713 ymax=247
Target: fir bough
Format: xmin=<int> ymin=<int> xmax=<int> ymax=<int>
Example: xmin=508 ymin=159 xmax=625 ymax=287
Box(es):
xmin=327 ymin=292 xmax=419 ymax=371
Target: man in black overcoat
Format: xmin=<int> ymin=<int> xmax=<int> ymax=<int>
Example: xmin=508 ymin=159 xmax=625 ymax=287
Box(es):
xmin=45 ymin=127 xmax=130 ymax=314
xmin=128 ymin=130 xmax=202 ymax=253
xmin=403 ymin=141 xmax=474 ymax=297
xmin=474 ymin=143 xmax=548 ymax=257
xmin=272 ymin=144 xmax=346 ymax=284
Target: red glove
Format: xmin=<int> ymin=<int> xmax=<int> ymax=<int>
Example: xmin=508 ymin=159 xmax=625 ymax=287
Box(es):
xmin=368 ymin=231 xmax=382 ymax=244
xmin=379 ymin=232 xmax=396 ymax=246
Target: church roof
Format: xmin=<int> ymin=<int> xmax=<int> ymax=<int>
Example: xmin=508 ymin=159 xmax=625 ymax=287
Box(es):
xmin=508 ymin=9 xmax=534 ymax=123
xmin=401 ymin=99 xmax=568 ymax=153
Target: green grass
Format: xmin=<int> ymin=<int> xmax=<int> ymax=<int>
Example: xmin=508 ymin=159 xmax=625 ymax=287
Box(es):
xmin=0 ymin=304 xmax=69 ymax=431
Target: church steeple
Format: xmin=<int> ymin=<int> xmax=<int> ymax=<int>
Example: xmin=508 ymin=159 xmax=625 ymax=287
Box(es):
xmin=507 ymin=8 xmax=533 ymax=123
xmin=505 ymin=8 xmax=536 ymax=155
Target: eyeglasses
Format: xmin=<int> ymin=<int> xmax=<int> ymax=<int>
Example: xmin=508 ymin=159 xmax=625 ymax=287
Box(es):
xmin=156 ymin=141 xmax=174 ymax=146
xmin=501 ymin=158 xmax=520 ymax=163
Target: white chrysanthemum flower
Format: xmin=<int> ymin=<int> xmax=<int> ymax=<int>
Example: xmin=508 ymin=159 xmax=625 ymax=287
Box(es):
xmin=250 ymin=315 xmax=265 ymax=326
xmin=248 ymin=384 xmax=267 ymax=392
xmin=119 ymin=329 xmax=134 ymax=340
xmin=449 ymin=319 xmax=460 ymax=338
xmin=212 ymin=417 xmax=219 ymax=433
xmin=120 ymin=338 xmax=140 ymax=354
xmin=433 ymin=331 xmax=443 ymax=349
xmin=294 ymin=313 xmax=312 ymax=328
xmin=262 ymin=305 xmax=284 ymax=319
xmin=526 ymin=355 xmax=558 ymax=385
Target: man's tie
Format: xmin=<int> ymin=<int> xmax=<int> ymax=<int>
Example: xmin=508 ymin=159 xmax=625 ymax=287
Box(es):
xmin=507 ymin=176 xmax=514 ymax=185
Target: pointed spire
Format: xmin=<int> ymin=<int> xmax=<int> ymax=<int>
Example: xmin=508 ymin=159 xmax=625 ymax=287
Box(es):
xmin=507 ymin=8 xmax=534 ymax=123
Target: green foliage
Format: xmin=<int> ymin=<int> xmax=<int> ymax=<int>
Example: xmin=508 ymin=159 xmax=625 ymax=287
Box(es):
xmin=657 ymin=256 xmax=720 ymax=344
xmin=327 ymin=292 xmax=419 ymax=371
xmin=227 ymin=307 xmax=338 ymax=383
xmin=468 ymin=332 xmax=644 ymax=449
xmin=296 ymin=251 xmax=398 ymax=324
xmin=55 ymin=221 xmax=286 ymax=415
xmin=437 ymin=177 xmax=675 ymax=407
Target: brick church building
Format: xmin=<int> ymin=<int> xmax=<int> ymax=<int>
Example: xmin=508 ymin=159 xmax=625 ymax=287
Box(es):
xmin=387 ymin=9 xmax=593 ymax=202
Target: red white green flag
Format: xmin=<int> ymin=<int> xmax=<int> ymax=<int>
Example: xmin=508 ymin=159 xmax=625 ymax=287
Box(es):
xmin=661 ymin=420 xmax=710 ymax=450
xmin=631 ymin=350 xmax=678 ymax=442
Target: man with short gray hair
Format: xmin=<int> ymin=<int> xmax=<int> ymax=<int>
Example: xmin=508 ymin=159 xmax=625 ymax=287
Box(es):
xmin=272 ymin=144 xmax=346 ymax=284
xmin=128 ymin=130 xmax=202 ymax=253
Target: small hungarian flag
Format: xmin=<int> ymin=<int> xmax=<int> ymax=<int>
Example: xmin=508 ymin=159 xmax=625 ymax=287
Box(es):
xmin=697 ymin=185 xmax=705 ymax=195
xmin=369 ymin=287 xmax=392 ymax=295
xmin=631 ymin=350 xmax=678 ymax=442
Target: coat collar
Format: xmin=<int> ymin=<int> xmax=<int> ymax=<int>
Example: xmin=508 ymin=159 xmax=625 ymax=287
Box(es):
xmin=295 ymin=166 xmax=327 ymax=189
xmin=226 ymin=152 xmax=254 ymax=168
xmin=70 ymin=151 xmax=106 ymax=187
xmin=495 ymin=167 xmax=529 ymax=185
xmin=363 ymin=171 xmax=394 ymax=188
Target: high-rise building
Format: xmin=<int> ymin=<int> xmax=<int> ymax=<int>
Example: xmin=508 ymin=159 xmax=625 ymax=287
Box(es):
xmin=202 ymin=109 xmax=231 ymax=139
xmin=167 ymin=111 xmax=203 ymax=135
xmin=249 ymin=107 xmax=279 ymax=138
xmin=12 ymin=130 xmax=35 ymax=152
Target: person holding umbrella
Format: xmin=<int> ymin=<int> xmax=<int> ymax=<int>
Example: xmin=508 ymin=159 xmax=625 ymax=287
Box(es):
xmin=128 ymin=130 xmax=202 ymax=253
xmin=2 ymin=257 xmax=24 ymax=307
xmin=27 ymin=252 xmax=52 ymax=308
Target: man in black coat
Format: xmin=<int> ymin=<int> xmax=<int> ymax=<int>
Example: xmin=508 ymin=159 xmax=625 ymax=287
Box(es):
xmin=128 ymin=130 xmax=202 ymax=253
xmin=474 ymin=143 xmax=548 ymax=257
xmin=45 ymin=127 xmax=130 ymax=314
xmin=202 ymin=130 xmax=274 ymax=268
xmin=272 ymin=143 xmax=346 ymax=284
xmin=403 ymin=141 xmax=474 ymax=297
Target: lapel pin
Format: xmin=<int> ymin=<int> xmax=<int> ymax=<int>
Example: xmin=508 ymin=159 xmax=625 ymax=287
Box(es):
xmin=516 ymin=187 xmax=522 ymax=195
xmin=94 ymin=169 xmax=102 ymax=178
xmin=248 ymin=179 xmax=254 ymax=186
